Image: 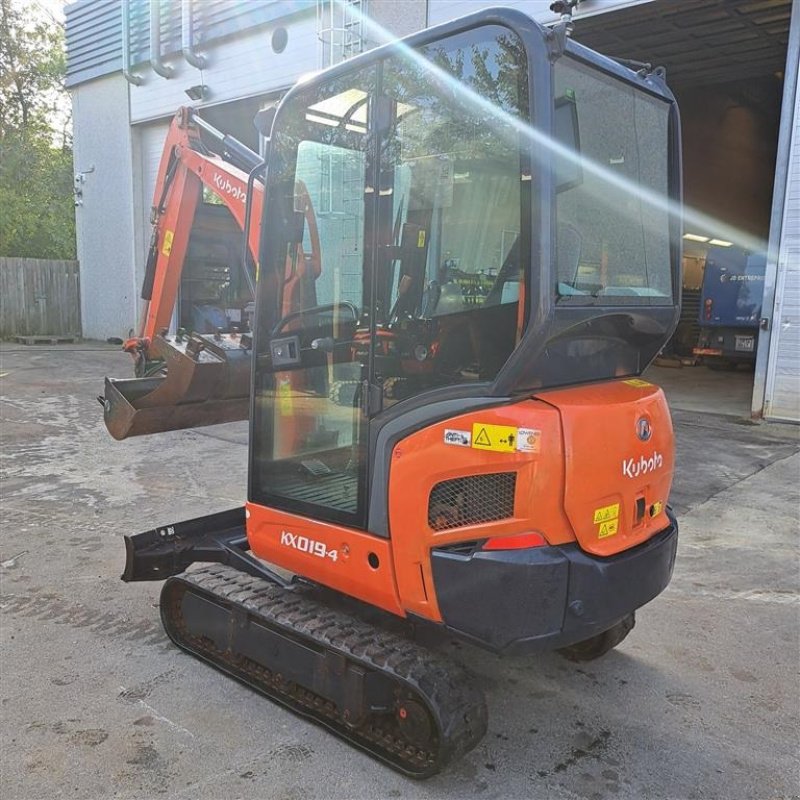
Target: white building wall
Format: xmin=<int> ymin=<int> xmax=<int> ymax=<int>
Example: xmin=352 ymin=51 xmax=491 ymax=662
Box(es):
xmin=129 ymin=10 xmax=320 ymax=124
xmin=764 ymin=62 xmax=800 ymax=422
xmin=427 ymin=0 xmax=656 ymax=27
xmin=367 ymin=0 xmax=427 ymax=42
xmin=71 ymin=74 xmax=138 ymax=340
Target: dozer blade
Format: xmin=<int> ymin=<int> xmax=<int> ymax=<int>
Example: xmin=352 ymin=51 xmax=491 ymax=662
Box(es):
xmin=102 ymin=332 xmax=251 ymax=440
xmin=161 ymin=564 xmax=488 ymax=778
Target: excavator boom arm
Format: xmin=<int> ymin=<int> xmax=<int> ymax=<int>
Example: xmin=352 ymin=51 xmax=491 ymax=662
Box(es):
xmin=137 ymin=107 xmax=264 ymax=344
xmin=102 ymin=106 xmax=320 ymax=440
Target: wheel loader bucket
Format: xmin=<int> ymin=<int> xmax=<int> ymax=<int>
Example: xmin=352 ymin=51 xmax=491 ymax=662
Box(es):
xmin=102 ymin=333 xmax=251 ymax=440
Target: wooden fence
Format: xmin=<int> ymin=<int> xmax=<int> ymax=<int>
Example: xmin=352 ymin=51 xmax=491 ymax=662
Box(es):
xmin=0 ymin=257 xmax=81 ymax=337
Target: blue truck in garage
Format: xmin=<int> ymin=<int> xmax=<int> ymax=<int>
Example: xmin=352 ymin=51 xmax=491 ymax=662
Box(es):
xmin=694 ymin=246 xmax=766 ymax=368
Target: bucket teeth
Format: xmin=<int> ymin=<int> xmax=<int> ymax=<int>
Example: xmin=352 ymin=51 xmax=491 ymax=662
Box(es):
xmin=160 ymin=564 xmax=487 ymax=778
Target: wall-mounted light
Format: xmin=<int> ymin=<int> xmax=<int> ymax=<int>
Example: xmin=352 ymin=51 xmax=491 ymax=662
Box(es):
xmin=185 ymin=84 xmax=209 ymax=101
xmin=683 ymin=233 xmax=710 ymax=242
xmin=708 ymin=239 xmax=733 ymax=247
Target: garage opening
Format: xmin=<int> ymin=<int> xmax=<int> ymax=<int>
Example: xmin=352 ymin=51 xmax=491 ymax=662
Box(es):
xmin=574 ymin=0 xmax=791 ymax=418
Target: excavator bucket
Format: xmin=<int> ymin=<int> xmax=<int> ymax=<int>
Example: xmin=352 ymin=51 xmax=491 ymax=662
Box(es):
xmin=102 ymin=332 xmax=251 ymax=440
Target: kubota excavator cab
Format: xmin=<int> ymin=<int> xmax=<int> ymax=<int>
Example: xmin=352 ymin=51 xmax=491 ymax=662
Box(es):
xmin=122 ymin=8 xmax=681 ymax=777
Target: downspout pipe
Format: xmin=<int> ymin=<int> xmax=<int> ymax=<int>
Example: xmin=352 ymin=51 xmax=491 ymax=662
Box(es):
xmin=150 ymin=0 xmax=174 ymax=78
xmin=181 ymin=0 xmax=207 ymax=69
xmin=121 ymin=0 xmax=143 ymax=85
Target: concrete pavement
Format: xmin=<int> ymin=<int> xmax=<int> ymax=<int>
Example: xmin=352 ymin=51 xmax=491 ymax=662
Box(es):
xmin=1 ymin=344 xmax=798 ymax=800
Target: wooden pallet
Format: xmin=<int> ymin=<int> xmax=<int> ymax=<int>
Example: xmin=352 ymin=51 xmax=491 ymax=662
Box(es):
xmin=13 ymin=335 xmax=77 ymax=345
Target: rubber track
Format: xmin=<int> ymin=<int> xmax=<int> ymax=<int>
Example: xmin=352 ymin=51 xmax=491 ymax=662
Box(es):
xmin=161 ymin=564 xmax=487 ymax=778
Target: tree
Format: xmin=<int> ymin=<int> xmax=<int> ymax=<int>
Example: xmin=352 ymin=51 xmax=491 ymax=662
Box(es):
xmin=0 ymin=0 xmax=75 ymax=259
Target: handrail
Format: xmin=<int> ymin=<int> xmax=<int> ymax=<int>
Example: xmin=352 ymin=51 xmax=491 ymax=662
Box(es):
xmin=242 ymin=161 xmax=267 ymax=297
xmin=149 ymin=0 xmax=174 ymax=78
xmin=121 ymin=0 xmax=143 ymax=85
xmin=181 ymin=0 xmax=207 ymax=69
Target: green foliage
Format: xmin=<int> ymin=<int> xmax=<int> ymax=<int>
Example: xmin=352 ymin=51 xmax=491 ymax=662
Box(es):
xmin=386 ymin=32 xmax=528 ymax=164
xmin=0 ymin=0 xmax=75 ymax=259
xmin=0 ymin=129 xmax=76 ymax=258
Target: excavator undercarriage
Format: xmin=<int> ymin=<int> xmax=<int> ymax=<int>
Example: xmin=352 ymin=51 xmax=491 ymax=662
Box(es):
xmin=162 ymin=567 xmax=487 ymax=777
xmin=124 ymin=509 xmax=487 ymax=777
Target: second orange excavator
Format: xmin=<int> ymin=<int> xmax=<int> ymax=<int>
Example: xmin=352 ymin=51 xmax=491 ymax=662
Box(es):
xmin=102 ymin=106 xmax=321 ymax=439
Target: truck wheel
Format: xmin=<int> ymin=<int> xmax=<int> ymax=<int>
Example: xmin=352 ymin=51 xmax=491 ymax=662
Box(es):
xmin=557 ymin=613 xmax=635 ymax=662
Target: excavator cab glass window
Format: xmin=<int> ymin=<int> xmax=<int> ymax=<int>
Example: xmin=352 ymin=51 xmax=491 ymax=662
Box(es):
xmin=553 ymin=57 xmax=673 ymax=304
xmin=375 ymin=26 xmax=529 ymax=391
xmin=252 ymin=25 xmax=529 ymax=527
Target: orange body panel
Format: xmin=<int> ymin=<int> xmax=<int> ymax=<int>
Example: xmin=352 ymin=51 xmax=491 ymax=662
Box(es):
xmin=387 ymin=399 xmax=573 ymax=621
xmin=246 ymin=502 xmax=404 ymax=617
xmin=537 ymin=380 xmax=674 ymax=556
xmin=247 ymin=379 xmax=675 ymax=626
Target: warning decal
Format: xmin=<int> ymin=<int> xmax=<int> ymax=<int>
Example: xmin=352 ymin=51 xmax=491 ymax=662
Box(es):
xmin=593 ymin=502 xmax=620 ymax=539
xmin=598 ymin=519 xmax=619 ymax=538
xmin=468 ymin=424 xmax=543 ymax=454
xmin=471 ymin=423 xmax=517 ymax=453
xmin=161 ymin=229 xmax=175 ymax=256
xmin=593 ymin=503 xmax=620 ymax=524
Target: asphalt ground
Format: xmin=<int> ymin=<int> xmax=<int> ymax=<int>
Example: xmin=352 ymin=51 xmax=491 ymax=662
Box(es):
xmin=1 ymin=344 xmax=798 ymax=800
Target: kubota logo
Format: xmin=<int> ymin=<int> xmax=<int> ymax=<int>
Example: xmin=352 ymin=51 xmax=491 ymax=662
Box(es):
xmin=212 ymin=172 xmax=246 ymax=203
xmin=622 ymin=451 xmax=664 ymax=478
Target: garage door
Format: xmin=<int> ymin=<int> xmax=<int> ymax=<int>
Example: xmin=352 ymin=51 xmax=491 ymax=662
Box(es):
xmin=133 ymin=121 xmax=171 ymax=323
xmin=765 ymin=92 xmax=800 ymax=423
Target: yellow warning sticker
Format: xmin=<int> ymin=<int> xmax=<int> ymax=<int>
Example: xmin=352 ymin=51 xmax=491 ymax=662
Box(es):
xmin=471 ymin=423 xmax=518 ymax=453
xmin=623 ymin=378 xmax=652 ymax=388
xmin=162 ymin=229 xmax=175 ymax=256
xmin=598 ymin=519 xmax=619 ymax=538
xmin=593 ymin=503 xmax=620 ymax=524
xmin=650 ymin=501 xmax=663 ymax=517
xmin=417 ymin=230 xmax=426 ymax=248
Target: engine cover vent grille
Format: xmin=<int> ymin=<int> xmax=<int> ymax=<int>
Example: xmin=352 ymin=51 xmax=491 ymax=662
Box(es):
xmin=428 ymin=472 xmax=516 ymax=531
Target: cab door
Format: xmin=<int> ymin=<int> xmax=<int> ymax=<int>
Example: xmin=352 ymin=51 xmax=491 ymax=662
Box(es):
xmin=250 ymin=22 xmax=532 ymax=531
xmin=250 ymin=66 xmax=379 ymax=529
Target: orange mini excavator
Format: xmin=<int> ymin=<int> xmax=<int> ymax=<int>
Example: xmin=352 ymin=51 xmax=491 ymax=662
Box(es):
xmin=101 ymin=106 xmax=322 ymax=439
xmin=115 ymin=6 xmax=681 ymax=778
